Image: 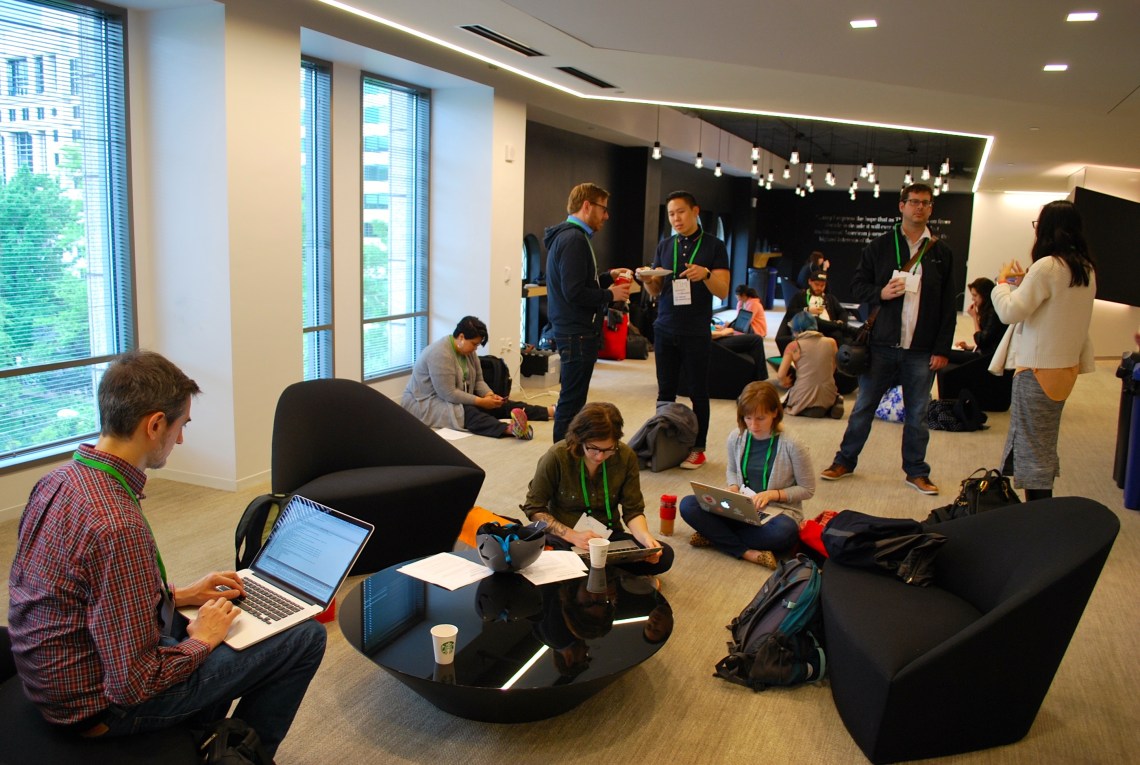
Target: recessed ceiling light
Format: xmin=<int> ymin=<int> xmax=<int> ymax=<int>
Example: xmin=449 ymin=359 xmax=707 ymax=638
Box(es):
xmin=850 ymin=19 xmax=877 ymax=29
xmin=1043 ymin=64 xmax=1069 ymax=72
xmin=1066 ymin=11 xmax=1099 ymax=22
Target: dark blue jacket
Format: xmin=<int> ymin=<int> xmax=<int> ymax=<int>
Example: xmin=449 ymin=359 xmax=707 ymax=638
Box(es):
xmin=544 ymin=220 xmax=615 ymax=336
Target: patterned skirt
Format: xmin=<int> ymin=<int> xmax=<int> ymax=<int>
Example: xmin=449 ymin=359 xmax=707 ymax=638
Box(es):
xmin=1001 ymin=370 xmax=1065 ymax=490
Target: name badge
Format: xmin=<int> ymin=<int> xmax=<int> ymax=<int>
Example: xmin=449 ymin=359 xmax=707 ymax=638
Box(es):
xmin=574 ymin=513 xmax=612 ymax=538
xmin=892 ymin=269 xmax=920 ymax=294
xmin=673 ymin=278 xmax=693 ymax=306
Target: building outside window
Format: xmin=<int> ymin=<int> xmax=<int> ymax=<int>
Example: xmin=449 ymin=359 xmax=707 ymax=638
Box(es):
xmin=300 ymin=58 xmax=332 ymax=380
xmin=361 ymin=73 xmax=429 ymax=380
xmin=0 ymin=0 xmax=133 ymax=468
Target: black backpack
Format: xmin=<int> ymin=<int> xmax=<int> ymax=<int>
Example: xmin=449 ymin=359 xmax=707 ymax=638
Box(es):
xmin=927 ymin=388 xmax=988 ymax=432
xmin=235 ymin=493 xmax=289 ymax=569
xmin=479 ymin=354 xmax=512 ymax=398
xmin=197 ymin=718 xmax=272 ymax=764
xmin=822 ymin=510 xmax=947 ymax=587
xmin=713 ymin=555 xmax=825 ymax=691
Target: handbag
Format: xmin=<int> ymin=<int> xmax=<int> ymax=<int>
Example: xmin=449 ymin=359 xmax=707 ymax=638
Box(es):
xmin=923 ymin=467 xmax=1020 ymax=524
xmin=836 ymin=307 xmax=879 ymax=377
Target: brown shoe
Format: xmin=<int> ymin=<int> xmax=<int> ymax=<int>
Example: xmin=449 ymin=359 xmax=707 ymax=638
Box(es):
xmin=821 ymin=463 xmax=852 ymax=481
xmin=689 ymin=532 xmax=713 ymax=548
xmin=743 ymin=549 xmax=777 ymax=568
xmin=906 ymin=475 xmax=940 ymax=495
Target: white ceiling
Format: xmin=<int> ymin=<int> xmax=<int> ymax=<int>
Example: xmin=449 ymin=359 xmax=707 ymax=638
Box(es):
xmin=314 ymin=0 xmax=1140 ymax=192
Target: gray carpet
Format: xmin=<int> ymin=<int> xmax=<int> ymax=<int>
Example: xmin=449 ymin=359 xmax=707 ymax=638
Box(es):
xmin=2 ymin=336 xmax=1138 ymax=764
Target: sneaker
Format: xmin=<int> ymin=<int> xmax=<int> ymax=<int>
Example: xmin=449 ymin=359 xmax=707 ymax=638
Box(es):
xmin=744 ymin=550 xmax=777 ymax=568
xmin=830 ymin=395 xmax=845 ymax=419
xmin=906 ymin=475 xmax=939 ymax=495
xmin=509 ymin=408 xmax=533 ymax=440
xmin=820 ymin=463 xmax=852 ymax=481
xmin=689 ymin=532 xmax=713 ymax=548
xmin=679 ymin=450 xmax=706 ymax=470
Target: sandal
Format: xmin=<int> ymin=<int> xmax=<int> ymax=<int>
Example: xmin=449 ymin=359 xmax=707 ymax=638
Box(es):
xmin=689 ymin=532 xmax=712 ymax=548
xmin=743 ymin=549 xmax=777 ymax=568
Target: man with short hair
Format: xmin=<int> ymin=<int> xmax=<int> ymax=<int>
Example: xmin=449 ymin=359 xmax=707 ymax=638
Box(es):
xmin=544 ymin=182 xmax=632 ymax=443
xmin=775 ymin=269 xmax=849 ymax=353
xmin=821 ymin=184 xmax=956 ymax=494
xmin=8 ymin=350 xmax=325 ymax=756
xmin=640 ymin=191 xmax=731 ymax=469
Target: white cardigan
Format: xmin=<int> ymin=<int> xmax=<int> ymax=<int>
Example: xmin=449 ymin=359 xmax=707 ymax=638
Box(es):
xmin=989 ymin=255 xmax=1095 ymax=373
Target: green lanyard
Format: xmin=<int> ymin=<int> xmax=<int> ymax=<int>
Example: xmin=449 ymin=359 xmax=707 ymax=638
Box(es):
xmin=672 ymin=231 xmax=704 ymax=276
xmin=566 ymin=217 xmax=599 ymax=280
xmin=894 ymin=225 xmax=930 ymax=273
xmin=579 ymin=458 xmax=613 ymax=527
xmin=740 ymin=433 xmax=777 ymax=491
xmin=450 ymin=337 xmax=473 ymax=389
xmin=73 ymin=452 xmax=169 ymax=589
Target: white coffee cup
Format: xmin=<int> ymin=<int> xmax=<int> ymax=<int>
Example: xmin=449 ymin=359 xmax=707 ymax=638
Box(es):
xmin=430 ymin=623 xmax=458 ymax=664
xmin=588 ymin=537 xmax=610 ymax=568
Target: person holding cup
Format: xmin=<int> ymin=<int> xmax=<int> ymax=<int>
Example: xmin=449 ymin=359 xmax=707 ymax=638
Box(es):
xmin=520 ymin=402 xmax=673 ymax=576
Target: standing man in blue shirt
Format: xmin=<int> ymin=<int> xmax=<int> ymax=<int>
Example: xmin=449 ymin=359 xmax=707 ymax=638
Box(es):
xmin=639 ymin=191 xmax=731 ymax=469
xmin=544 ymin=182 xmax=632 ymax=443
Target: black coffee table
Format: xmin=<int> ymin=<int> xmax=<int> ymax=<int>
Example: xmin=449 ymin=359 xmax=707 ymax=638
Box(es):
xmin=338 ymin=550 xmax=672 ymax=722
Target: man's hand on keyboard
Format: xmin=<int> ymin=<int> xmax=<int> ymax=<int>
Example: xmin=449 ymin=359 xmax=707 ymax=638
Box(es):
xmin=174 ymin=571 xmax=245 ymax=607
xmin=188 ymin=597 xmax=241 ymax=649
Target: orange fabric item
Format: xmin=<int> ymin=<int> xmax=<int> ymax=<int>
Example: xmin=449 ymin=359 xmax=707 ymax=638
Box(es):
xmin=458 ymin=506 xmax=511 ymax=548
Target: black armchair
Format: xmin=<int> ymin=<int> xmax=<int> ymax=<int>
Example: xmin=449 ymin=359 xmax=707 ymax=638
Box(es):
xmin=822 ymin=498 xmax=1119 ymax=764
xmin=272 ymin=379 xmax=486 ymax=575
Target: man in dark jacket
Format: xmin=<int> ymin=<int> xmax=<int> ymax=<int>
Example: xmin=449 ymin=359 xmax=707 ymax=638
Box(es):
xmin=821 ymin=184 xmax=956 ymax=495
xmin=544 ymin=182 xmax=631 ymax=442
xmin=775 ymin=269 xmax=850 ymax=353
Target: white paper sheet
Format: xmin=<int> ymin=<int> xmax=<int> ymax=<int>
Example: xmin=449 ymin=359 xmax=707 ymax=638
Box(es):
xmin=520 ymin=550 xmax=588 ymax=586
xmin=434 ymin=427 xmax=472 ymax=441
xmin=397 ymin=552 xmax=493 ymax=590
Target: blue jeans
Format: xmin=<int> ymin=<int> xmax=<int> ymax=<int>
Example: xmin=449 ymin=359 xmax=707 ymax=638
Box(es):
xmin=553 ymin=333 xmax=600 ymax=443
xmin=679 ymin=495 xmax=799 ymax=557
xmin=834 ymin=345 xmax=935 ymax=477
xmin=102 ymin=619 xmax=326 ymax=757
xmin=654 ymin=328 xmax=712 ymax=450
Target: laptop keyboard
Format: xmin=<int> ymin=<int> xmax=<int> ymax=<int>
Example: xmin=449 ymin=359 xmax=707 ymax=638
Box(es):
xmin=236 ymin=578 xmax=305 ymax=625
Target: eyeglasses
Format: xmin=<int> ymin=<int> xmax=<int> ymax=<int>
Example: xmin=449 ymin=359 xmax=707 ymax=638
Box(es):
xmin=904 ymin=199 xmax=932 ymax=208
xmin=583 ymin=443 xmax=618 ymax=456
xmin=591 ymin=201 xmax=609 ymax=214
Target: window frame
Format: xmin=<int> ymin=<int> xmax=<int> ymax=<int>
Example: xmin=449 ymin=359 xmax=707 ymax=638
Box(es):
xmin=300 ymin=57 xmax=333 ymax=380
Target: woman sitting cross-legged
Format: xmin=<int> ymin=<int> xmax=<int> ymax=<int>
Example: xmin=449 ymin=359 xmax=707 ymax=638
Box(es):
xmin=778 ymin=311 xmax=843 ymax=418
xmin=520 ymin=402 xmax=673 ymax=577
xmin=680 ymin=380 xmax=814 ymax=568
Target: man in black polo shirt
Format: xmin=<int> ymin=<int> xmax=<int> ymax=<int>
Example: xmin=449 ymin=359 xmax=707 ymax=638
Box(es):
xmin=639 ymin=191 xmax=730 ymax=469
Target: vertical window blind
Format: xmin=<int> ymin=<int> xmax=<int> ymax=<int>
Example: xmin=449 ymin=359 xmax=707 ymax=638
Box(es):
xmin=301 ymin=58 xmax=333 ymax=380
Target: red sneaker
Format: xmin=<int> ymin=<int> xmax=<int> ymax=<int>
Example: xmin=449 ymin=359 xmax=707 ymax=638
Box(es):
xmin=679 ymin=450 xmax=706 ymax=470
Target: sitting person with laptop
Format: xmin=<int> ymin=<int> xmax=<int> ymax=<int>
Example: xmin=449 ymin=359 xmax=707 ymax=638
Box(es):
xmin=520 ymin=402 xmax=673 ymax=576
xmin=680 ymin=381 xmax=815 ymax=568
xmin=6 ymin=350 xmax=325 ymax=758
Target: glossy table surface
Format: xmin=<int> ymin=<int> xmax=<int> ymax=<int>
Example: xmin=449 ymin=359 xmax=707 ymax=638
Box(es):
xmin=338 ymin=550 xmax=672 ymax=722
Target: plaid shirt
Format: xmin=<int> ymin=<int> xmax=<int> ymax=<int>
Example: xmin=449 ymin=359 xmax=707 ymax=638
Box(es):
xmin=7 ymin=444 xmax=209 ymax=725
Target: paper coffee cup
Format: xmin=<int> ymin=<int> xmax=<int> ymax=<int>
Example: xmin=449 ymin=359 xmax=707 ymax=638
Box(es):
xmin=588 ymin=537 xmax=610 ymax=568
xmin=430 ymin=623 xmax=458 ymax=664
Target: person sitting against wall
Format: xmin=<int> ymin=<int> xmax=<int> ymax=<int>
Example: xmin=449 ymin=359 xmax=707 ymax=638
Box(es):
xmin=401 ymin=315 xmax=552 ymax=439
xmin=936 ymin=277 xmax=1009 ymax=405
xmin=680 ymin=381 xmax=814 ymax=568
xmin=520 ymin=402 xmax=673 ymax=577
xmin=776 ymin=269 xmax=849 ymax=354
xmin=710 ymin=284 xmax=769 ymax=381
xmin=778 ymin=312 xmax=843 ymax=418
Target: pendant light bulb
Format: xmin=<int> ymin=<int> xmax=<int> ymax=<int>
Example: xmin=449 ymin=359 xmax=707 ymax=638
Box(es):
xmin=805 ymin=162 xmax=813 ymax=175
xmin=941 ymin=158 xmax=951 ymax=176
xmin=765 ymin=180 xmax=772 ymax=190
xmin=652 ymin=141 xmax=662 ymax=160
xmin=767 ymin=169 xmax=775 ymax=182
xmin=921 ymin=166 xmax=931 ymax=181
xmin=782 ymin=164 xmax=791 ymax=179
xmin=866 ymin=160 xmax=875 ymax=174
xmin=859 ymin=165 xmax=869 ymax=178
xmin=825 ymin=168 xmax=835 ymax=185
xmin=714 ymin=162 xmax=723 ymax=178
xmin=933 ymin=185 xmax=941 ymax=197
xmin=942 ymin=178 xmax=950 ymax=193
xmin=933 ymin=175 xmax=942 ymax=189
xmin=695 ymin=152 xmax=703 ymax=169
xmin=751 ymin=159 xmax=759 ymax=176
xmin=873 ymin=182 xmax=881 ymax=199
xmin=790 ymin=149 xmax=800 ymax=165
xmin=904 ymin=170 xmax=913 ymax=185
xmin=751 ymin=145 xmax=760 ymax=161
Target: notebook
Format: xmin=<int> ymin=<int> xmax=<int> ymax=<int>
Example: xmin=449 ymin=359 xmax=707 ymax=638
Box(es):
xmin=570 ymin=539 xmax=663 ymax=564
xmin=180 ymin=495 xmax=373 ymax=650
xmin=690 ymin=481 xmax=790 ymax=527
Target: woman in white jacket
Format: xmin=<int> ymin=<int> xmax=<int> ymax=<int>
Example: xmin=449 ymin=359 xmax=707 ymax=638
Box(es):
xmin=990 ymin=200 xmax=1096 ymax=500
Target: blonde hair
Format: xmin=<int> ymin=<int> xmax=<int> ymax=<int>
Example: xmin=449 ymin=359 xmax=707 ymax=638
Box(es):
xmin=735 ymin=381 xmax=784 ymax=434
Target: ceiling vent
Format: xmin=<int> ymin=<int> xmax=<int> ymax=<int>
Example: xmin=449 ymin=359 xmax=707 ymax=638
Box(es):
xmin=555 ymin=66 xmax=617 ymax=89
xmin=459 ymin=24 xmax=545 ymax=57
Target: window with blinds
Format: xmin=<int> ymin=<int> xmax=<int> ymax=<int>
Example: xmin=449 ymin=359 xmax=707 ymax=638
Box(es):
xmin=360 ymin=73 xmax=429 ymax=381
xmin=301 ymin=58 xmax=332 ymax=380
xmin=0 ymin=0 xmax=132 ymax=467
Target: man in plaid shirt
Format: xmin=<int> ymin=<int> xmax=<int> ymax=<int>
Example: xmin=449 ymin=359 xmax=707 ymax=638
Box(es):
xmin=8 ymin=350 xmax=325 ymax=757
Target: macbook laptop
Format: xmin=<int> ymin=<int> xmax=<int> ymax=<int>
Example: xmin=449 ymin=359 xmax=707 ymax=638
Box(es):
xmin=690 ymin=481 xmax=791 ymax=526
xmin=180 ymin=495 xmax=373 ymax=650
xmin=570 ymin=539 xmax=663 ymax=564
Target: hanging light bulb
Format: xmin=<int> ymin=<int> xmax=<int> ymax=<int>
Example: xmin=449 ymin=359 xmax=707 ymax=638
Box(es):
xmin=805 ymin=177 xmax=814 ymax=190
xmin=941 ymin=157 xmax=951 ymax=176
xmin=805 ymin=162 xmax=813 ymax=175
xmin=933 ymin=175 xmax=942 ymax=189
xmin=904 ymin=169 xmax=913 ymax=185
xmin=850 ymin=190 xmax=857 ymax=201
xmin=758 ymin=175 xmax=765 ymax=188
xmin=868 ymin=171 xmax=877 ymax=184
xmin=808 ymin=183 xmax=815 ymax=194
xmin=782 ymin=164 xmax=791 ymax=179
xmin=860 ymin=165 xmax=869 ymax=178
xmin=866 ymin=159 xmax=875 ymax=174
xmin=695 ymin=152 xmax=703 ymax=169
xmin=795 ymin=184 xmax=802 ymax=196
xmin=921 ymin=165 xmax=931 ymax=181
xmin=751 ymin=145 xmax=760 ymax=161
xmin=873 ymin=182 xmax=881 ymax=199
xmin=942 ymin=178 xmax=950 ymax=193
xmin=765 ymin=180 xmax=772 ymax=190
xmin=751 ymin=159 xmax=759 ymax=176
xmin=767 ymin=168 xmax=774 ymax=183
xmin=825 ymin=167 xmax=834 ymax=185
xmin=933 ymin=185 xmax=941 ymax=197
xmin=790 ymin=149 xmax=800 ymax=165
xmin=652 ymin=141 xmax=662 ymax=160
xmin=714 ymin=162 xmax=723 ymax=178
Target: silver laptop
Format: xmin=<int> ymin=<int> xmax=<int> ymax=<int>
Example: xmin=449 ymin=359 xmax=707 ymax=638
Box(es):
xmin=181 ymin=495 xmax=373 ymax=650
xmin=570 ymin=539 xmax=663 ymax=564
xmin=690 ymin=481 xmax=791 ymax=526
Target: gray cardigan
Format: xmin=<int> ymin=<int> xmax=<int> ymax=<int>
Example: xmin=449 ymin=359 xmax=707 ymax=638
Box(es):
xmin=723 ymin=428 xmax=814 ymax=523
xmin=401 ymin=335 xmax=491 ymax=430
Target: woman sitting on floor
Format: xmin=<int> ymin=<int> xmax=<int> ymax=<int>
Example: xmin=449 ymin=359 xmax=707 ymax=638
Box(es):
xmin=777 ymin=311 xmax=843 ymax=418
xmin=680 ymin=381 xmax=814 ymax=568
xmin=520 ymin=402 xmax=673 ymax=576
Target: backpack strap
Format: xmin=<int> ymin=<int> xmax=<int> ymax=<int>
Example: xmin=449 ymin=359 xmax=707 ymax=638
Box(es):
xmin=234 ymin=493 xmax=289 ymax=569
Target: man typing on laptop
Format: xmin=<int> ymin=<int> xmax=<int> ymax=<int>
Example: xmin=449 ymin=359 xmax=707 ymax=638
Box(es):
xmin=8 ymin=350 xmax=325 ymax=757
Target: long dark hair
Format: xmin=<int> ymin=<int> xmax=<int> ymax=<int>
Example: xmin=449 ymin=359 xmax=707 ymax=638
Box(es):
xmin=967 ymin=277 xmax=996 ymax=329
xmin=1031 ymin=200 xmax=1094 ymax=288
